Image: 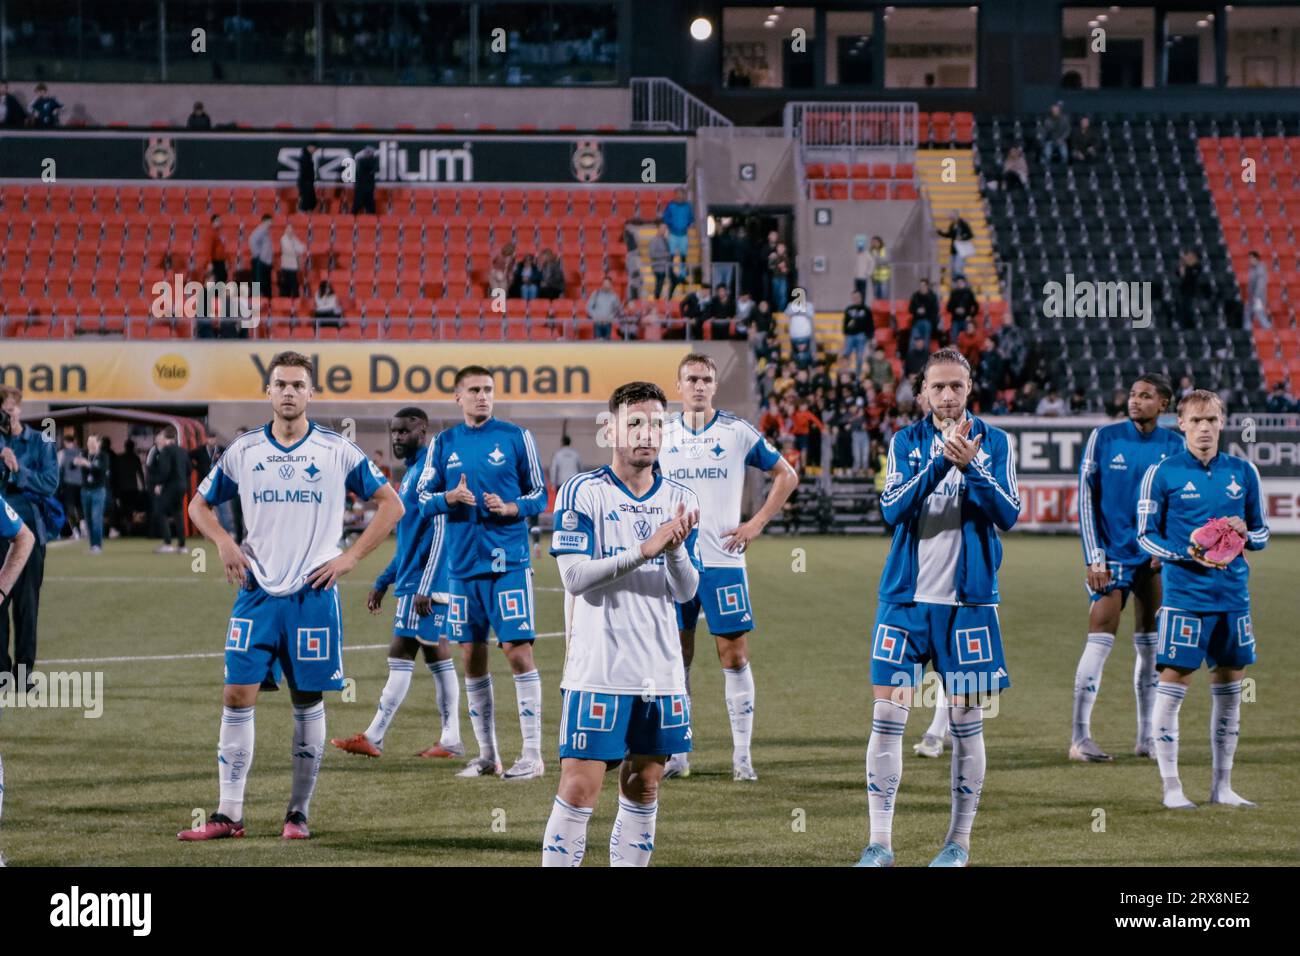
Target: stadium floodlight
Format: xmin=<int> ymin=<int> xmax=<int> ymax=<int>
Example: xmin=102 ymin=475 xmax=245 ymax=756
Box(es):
xmin=690 ymin=17 xmax=713 ymax=40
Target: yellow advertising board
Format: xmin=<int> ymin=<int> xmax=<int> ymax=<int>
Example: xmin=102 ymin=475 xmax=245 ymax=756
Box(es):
xmin=0 ymin=342 xmax=735 ymax=403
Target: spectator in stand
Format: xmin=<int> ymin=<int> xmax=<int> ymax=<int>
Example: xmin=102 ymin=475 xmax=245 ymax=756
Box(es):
xmin=769 ymin=242 xmax=792 ymax=310
xmin=0 ymin=82 xmax=28 ymax=128
xmin=1068 ymin=387 xmax=1090 ymax=414
xmin=868 ymin=347 xmax=895 ymax=393
xmin=489 ymin=242 xmax=516 ymax=297
xmin=111 ymin=437 xmax=145 ymax=537
xmin=936 ymin=211 xmax=974 ymax=282
xmin=749 ymin=299 xmax=775 ymax=360
xmin=1103 ymin=387 xmax=1127 ymax=418
xmin=75 ymin=435 xmax=110 ymax=554
xmin=1176 ymin=248 xmax=1203 ymax=329
xmin=549 ymin=435 xmax=582 ymax=491
xmin=586 ymin=274 xmax=623 ymax=341
xmin=145 ymin=427 xmax=190 ymax=555
xmin=990 ymin=392 xmax=1011 ymax=415
xmin=515 ymin=253 xmax=541 ymax=301
xmin=1043 ymin=101 xmax=1070 ymax=164
xmin=314 ymin=279 xmax=343 ymax=326
xmin=1265 ymin=381 xmax=1296 ymax=413
xmin=908 ymin=278 xmax=939 ymax=349
xmin=869 ymin=236 xmax=891 ymax=302
xmin=759 ymin=399 xmax=784 ymax=442
xmin=372 ymin=450 xmax=392 ymax=482
xmin=297 ymin=144 xmax=318 ymax=213
xmin=734 ymin=291 xmax=755 ymax=338
xmin=1069 ymin=115 xmax=1100 ymax=164
xmin=1175 ymin=374 xmax=1195 ymax=403
xmin=791 ymin=399 xmax=825 ymax=459
xmin=58 ymin=434 xmax=85 ymax=540
xmin=946 ymin=273 xmax=979 ymax=342
xmin=1002 ymin=144 xmax=1028 ymax=190
xmin=1036 ymin=387 xmax=1067 ymax=417
xmin=787 ymin=291 xmax=816 ymax=369
xmin=975 ymin=337 xmax=1003 ymax=412
xmin=708 ymin=284 xmax=736 ymax=320
xmin=841 ymin=290 xmax=872 ymax=378
xmin=538 ymin=249 xmax=565 ymax=300
xmin=249 ymin=214 xmax=274 ymax=302
xmin=278 ymin=223 xmax=306 ymax=299
xmin=1246 ymin=250 xmax=1270 ymax=329
xmin=186 ymin=101 xmax=212 ymax=130
xmin=205 ymin=215 xmax=229 ymax=283
xmin=1013 ymin=382 xmax=1041 ymax=414
xmin=648 ymin=223 xmax=673 ymax=300
xmin=780 ymin=436 xmax=803 ymax=534
xmin=28 ymin=84 xmax=62 ymax=128
xmin=352 ymin=145 xmax=379 ymax=214
xmin=853 ymin=237 xmax=871 ymax=301
xmin=758 ymin=229 xmax=780 ymax=302
xmin=190 ymin=433 xmax=235 ymax=537
xmin=661 ymin=187 xmax=694 ymax=288
xmin=956 ymin=322 xmax=982 ymax=367
xmin=849 ymin=401 xmax=872 ymax=475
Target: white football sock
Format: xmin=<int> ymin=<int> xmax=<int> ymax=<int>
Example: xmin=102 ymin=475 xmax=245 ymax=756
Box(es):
xmin=925 ymin=682 xmax=950 ymax=738
xmin=1133 ymin=632 xmax=1159 ymax=742
xmin=1072 ymin=632 xmax=1114 ymax=743
xmin=427 ymin=659 xmax=462 ymax=747
xmin=610 ymin=796 xmax=658 ymax=867
xmin=513 ymin=669 xmax=542 ymax=761
xmin=1210 ymin=680 xmax=1245 ymax=800
xmin=723 ymin=662 xmax=755 ymax=762
xmin=866 ymin=698 xmax=908 ymax=851
xmin=946 ymin=705 xmax=986 ymax=851
xmin=1153 ymin=682 xmax=1190 ymax=805
xmin=364 ymin=657 xmax=414 ymax=748
xmin=465 ymin=674 xmax=499 ymax=763
xmin=542 ymin=796 xmax=592 ymax=867
xmin=288 ymin=701 xmax=325 ymax=818
xmin=217 ymin=705 xmax=255 ymax=821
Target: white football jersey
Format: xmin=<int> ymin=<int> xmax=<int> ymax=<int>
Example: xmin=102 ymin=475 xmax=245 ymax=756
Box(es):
xmin=198 ymin=421 xmax=388 ymax=596
xmin=550 ymin=466 xmax=702 ymax=696
xmin=659 ymin=410 xmax=781 ymax=568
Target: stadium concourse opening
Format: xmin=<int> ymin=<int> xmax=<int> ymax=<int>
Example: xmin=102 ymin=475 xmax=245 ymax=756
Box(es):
xmin=0 ymin=1 xmax=1296 ymax=906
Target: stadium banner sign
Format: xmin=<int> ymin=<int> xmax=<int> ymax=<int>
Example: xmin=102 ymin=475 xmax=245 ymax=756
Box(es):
xmin=0 ymin=131 xmax=688 ymax=184
xmin=1014 ymin=477 xmax=1300 ymax=533
xmin=993 ymin=417 xmax=1300 ymax=479
xmin=0 ymin=342 xmax=732 ymax=404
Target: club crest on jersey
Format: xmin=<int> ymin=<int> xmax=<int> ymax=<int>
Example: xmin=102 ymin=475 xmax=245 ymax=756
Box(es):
xmin=710 ymin=444 xmax=726 ymax=458
xmin=1225 ymin=476 xmax=1243 ymax=499
xmin=226 ymin=618 xmax=253 ymax=652
xmin=447 ymin=451 xmax=462 ymax=468
xmin=1167 ymin=614 xmax=1201 ymax=649
xmin=633 ymin=519 xmax=652 ymax=540
xmin=873 ymin=624 xmax=908 ymax=664
xmin=577 ymin=691 xmax=618 ymax=731
xmin=296 ymin=627 xmax=330 ymax=661
xmin=487 ymin=444 xmax=507 ymax=466
xmin=278 ymin=464 xmax=295 ymax=480
xmin=660 ymin=694 xmax=690 ymax=728
xmin=305 ymin=462 xmax=322 ymax=482
xmin=1237 ymin=614 xmax=1254 ymax=647
xmin=717 ymin=583 xmax=748 ymax=615
xmin=955 ymin=627 xmax=993 ymax=665
xmin=498 ymin=588 xmax=528 ymax=621
xmin=448 ymin=595 xmax=468 ymax=625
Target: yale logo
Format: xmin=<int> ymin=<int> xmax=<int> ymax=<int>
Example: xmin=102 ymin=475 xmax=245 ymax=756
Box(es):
xmin=152 ymin=354 xmax=190 ymax=391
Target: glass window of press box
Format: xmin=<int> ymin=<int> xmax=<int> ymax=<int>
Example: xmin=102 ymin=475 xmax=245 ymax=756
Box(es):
xmin=721 ymin=7 xmax=817 ymax=89
xmin=1225 ymin=4 xmax=1300 ymax=87
xmin=884 ymin=5 xmax=979 ymax=89
xmin=0 ymin=0 xmax=618 ymax=85
xmin=1060 ymin=7 xmax=1157 ymax=89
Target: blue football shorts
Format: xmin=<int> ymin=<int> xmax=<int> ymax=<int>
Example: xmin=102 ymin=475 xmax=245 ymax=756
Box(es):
xmin=676 ymin=565 xmax=754 ymax=636
xmin=869 ymin=601 xmax=1011 ymax=695
xmin=1086 ymin=555 xmax=1158 ymax=608
xmin=1157 ymin=606 xmax=1256 ymax=670
xmin=558 ymin=689 xmax=693 ymax=761
xmin=394 ymin=593 xmax=448 ymax=645
xmin=225 ymin=578 xmax=345 ymax=692
xmin=447 ymin=568 xmax=535 ymax=645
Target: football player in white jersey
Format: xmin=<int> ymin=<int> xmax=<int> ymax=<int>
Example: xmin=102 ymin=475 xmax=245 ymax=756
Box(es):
xmin=0 ymin=492 xmax=35 ymax=866
xmin=181 ymin=351 xmax=403 ymax=841
xmin=658 ymin=352 xmax=798 ymax=781
xmin=543 ymin=381 xmax=701 ymax=866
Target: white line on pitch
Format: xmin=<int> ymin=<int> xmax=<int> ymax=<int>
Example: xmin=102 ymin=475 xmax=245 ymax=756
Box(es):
xmin=41 ymin=633 xmax=566 ymax=665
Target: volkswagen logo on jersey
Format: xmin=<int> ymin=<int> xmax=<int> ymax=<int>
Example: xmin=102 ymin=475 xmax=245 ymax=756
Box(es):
xmin=487 ymin=444 xmax=507 ymax=466
xmin=304 ymin=462 xmax=323 ymax=482
xmin=278 ymin=464 xmax=295 ymax=480
xmin=633 ymin=519 xmax=652 ymax=540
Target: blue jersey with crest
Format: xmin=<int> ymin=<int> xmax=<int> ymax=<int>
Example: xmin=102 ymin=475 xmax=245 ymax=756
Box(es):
xmin=1137 ymin=449 xmax=1269 ymax=611
xmin=374 ymin=443 xmax=449 ymax=598
xmin=1078 ymin=419 xmax=1184 ymax=566
xmin=416 ymin=417 xmax=546 ymax=579
xmin=0 ymin=492 xmax=25 ymax=539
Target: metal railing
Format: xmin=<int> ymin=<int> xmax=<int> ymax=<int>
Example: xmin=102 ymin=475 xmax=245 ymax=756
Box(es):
xmin=783 ymin=102 xmax=918 ymax=154
xmin=631 ymin=77 xmax=733 ymax=133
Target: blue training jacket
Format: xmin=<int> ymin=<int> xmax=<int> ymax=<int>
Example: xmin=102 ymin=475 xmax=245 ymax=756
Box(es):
xmin=1078 ymin=419 xmax=1185 ymax=566
xmin=878 ymin=412 xmax=1020 ymax=605
xmin=417 ymin=416 xmax=546 ymax=579
xmin=1137 ymin=449 xmax=1269 ymax=611
xmin=374 ymin=444 xmax=449 ymax=598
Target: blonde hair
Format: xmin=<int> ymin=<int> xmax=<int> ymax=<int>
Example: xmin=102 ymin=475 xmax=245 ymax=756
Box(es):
xmin=1177 ymin=389 xmax=1224 ymax=418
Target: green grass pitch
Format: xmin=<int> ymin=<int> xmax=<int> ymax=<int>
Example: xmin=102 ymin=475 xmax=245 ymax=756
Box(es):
xmin=3 ymin=535 xmax=1297 ymax=866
